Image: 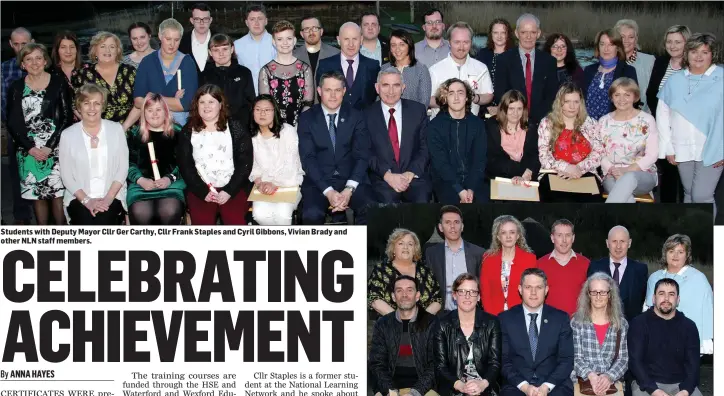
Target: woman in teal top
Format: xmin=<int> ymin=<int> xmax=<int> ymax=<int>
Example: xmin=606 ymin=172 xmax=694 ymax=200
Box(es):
xmin=644 ymin=234 xmax=713 ymax=355
xmin=126 ymin=92 xmax=186 ymax=224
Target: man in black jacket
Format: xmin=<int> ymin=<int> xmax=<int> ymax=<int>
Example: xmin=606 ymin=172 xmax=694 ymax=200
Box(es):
xmin=369 ymin=275 xmax=439 ymax=396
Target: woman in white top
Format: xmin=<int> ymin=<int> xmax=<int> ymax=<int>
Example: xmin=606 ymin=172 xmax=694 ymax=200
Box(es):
xmin=176 ymin=84 xmax=253 ymax=225
xmin=249 ymin=94 xmax=304 ymax=225
xmin=58 ymin=83 xmax=128 ymax=225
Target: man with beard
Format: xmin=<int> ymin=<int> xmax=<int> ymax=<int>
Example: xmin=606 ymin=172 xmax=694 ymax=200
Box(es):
xmin=628 ymin=279 xmax=702 ymax=396
xmin=293 ymin=16 xmax=340 ymax=84
xmin=414 ymin=9 xmax=450 ymax=68
xmin=368 ymin=275 xmax=439 ymax=396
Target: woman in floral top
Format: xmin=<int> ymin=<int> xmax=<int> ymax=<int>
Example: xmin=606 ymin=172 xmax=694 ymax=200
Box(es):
xmin=368 ymin=228 xmax=442 ymax=316
xmin=599 ymin=77 xmax=658 ymax=202
xmin=259 ymin=20 xmax=314 ymax=127
xmin=538 ymin=82 xmax=604 ymax=202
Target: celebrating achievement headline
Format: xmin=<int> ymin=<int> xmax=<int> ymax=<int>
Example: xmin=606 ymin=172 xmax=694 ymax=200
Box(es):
xmin=0 ymin=226 xmax=367 ymax=396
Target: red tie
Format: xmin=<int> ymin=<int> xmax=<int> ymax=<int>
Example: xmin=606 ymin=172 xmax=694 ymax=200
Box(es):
xmin=525 ymin=53 xmax=532 ymax=111
xmin=388 ymin=108 xmax=400 ymax=164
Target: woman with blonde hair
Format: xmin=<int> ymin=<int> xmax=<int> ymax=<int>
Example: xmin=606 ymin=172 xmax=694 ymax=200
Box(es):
xmin=126 ymin=93 xmax=186 ymax=225
xmin=538 ymin=82 xmax=604 ymax=202
xmin=71 ymin=31 xmax=140 ymax=131
xmin=571 ymin=272 xmax=628 ymax=396
xmin=367 ymin=228 xmax=442 ymax=316
xmin=479 ymin=215 xmax=536 ymax=315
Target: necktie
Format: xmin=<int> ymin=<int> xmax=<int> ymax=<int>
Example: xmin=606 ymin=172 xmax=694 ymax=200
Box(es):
xmin=528 ymin=313 xmax=539 ymax=359
xmin=613 ymin=262 xmax=621 ymax=286
xmin=388 ymin=108 xmax=400 ymax=164
xmin=346 ymin=59 xmax=355 ymax=88
xmin=525 ymin=53 xmax=532 ymax=111
xmin=328 ymin=113 xmax=337 ymax=151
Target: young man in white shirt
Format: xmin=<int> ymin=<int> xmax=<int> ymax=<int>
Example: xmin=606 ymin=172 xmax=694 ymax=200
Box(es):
xmin=179 ymin=3 xmax=215 ymax=75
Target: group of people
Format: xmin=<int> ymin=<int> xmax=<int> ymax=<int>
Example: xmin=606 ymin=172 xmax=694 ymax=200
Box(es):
xmin=368 ymin=205 xmax=712 ymax=396
xmin=2 ymin=4 xmax=722 ymax=225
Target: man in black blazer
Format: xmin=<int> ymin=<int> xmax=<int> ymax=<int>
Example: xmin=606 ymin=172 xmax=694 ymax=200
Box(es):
xmin=499 ymin=268 xmax=574 ymax=396
xmin=315 ymin=22 xmax=380 ymax=110
xmin=365 ymin=68 xmax=431 ymax=203
xmin=494 ymin=13 xmax=558 ymax=129
xmin=178 ymin=3 xmax=216 ymax=76
xmin=588 ymin=225 xmax=648 ymax=322
xmin=424 ymin=205 xmax=485 ymax=314
xmin=298 ymin=71 xmax=372 ymax=225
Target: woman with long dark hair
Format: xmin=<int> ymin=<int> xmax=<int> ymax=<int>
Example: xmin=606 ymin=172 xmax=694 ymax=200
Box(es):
xmin=381 ymin=29 xmax=431 ymax=106
xmin=544 ymin=33 xmax=584 ymax=88
xmin=50 ymin=30 xmax=81 ymax=86
xmin=248 ymin=94 xmax=304 ymax=225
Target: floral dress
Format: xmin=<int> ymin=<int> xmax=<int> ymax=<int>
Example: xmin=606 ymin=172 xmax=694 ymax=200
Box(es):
xmin=71 ymin=62 xmax=136 ymax=123
xmin=17 ymin=86 xmax=64 ymax=200
xmin=599 ymin=111 xmax=658 ymax=181
xmin=367 ymin=258 xmax=442 ymax=311
xmin=258 ymin=59 xmax=314 ymax=127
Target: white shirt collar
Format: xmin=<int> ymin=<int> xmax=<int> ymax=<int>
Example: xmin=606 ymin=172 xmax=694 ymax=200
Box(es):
xmin=550 ymin=249 xmax=577 ymax=262
xmin=684 ymin=64 xmax=717 ymax=76
xmin=381 ymin=100 xmax=402 ymax=115
xmin=609 ymin=256 xmax=628 ymax=266
xmin=342 ymin=53 xmax=360 ymax=64
xmin=191 ymin=29 xmax=211 ymax=45
xmin=523 ymin=304 xmax=543 ymax=316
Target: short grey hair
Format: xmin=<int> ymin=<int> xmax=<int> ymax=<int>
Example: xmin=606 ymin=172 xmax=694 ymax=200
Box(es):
xmin=446 ymin=21 xmax=474 ymax=41
xmin=339 ymin=22 xmax=362 ymax=35
xmin=682 ymin=33 xmax=717 ymax=69
xmin=516 ymin=13 xmax=540 ymax=30
xmin=377 ymin=67 xmax=403 ymax=83
xmin=614 ymin=19 xmax=640 ymax=39
xmin=158 ymin=18 xmax=184 ymax=37
xmin=11 ymin=27 xmax=32 ymax=40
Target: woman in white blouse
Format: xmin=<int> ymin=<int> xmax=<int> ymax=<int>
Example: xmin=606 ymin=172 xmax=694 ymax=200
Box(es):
xmin=249 ymin=94 xmax=304 ymax=225
xmin=176 ymin=84 xmax=253 ymax=225
xmin=59 ymin=83 xmax=129 ymax=225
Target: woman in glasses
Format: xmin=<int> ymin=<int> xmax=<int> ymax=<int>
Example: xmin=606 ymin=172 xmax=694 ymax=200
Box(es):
xmin=435 ymin=273 xmax=501 ymax=396
xmin=570 ymin=272 xmax=628 ymax=395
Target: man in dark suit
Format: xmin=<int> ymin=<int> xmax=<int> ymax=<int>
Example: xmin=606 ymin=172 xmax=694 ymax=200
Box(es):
xmin=499 ymin=268 xmax=574 ymax=396
xmin=292 ymin=16 xmax=340 ymax=85
xmin=365 ymin=68 xmax=430 ymax=203
xmin=298 ymin=71 xmax=372 ymax=225
xmin=424 ymin=205 xmax=485 ymax=314
xmin=494 ymin=13 xmax=558 ymax=129
xmin=178 ymin=3 xmax=216 ymax=76
xmin=315 ymin=22 xmax=380 ymax=110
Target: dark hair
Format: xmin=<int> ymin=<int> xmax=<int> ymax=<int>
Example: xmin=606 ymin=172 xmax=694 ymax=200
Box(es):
xmin=520 ymin=267 xmax=548 ymax=287
xmin=423 ymin=8 xmax=444 ymax=21
xmin=188 ymin=84 xmax=229 ymax=132
xmin=127 ymin=22 xmax=152 ymax=39
xmin=250 ymin=94 xmax=282 ymax=138
xmin=191 ymin=3 xmax=210 ymax=12
xmin=439 ymin=205 xmax=463 ymax=223
xmin=434 ymin=78 xmax=474 ymax=114
xmin=654 ymin=278 xmax=680 ymax=296
xmin=209 ymin=33 xmax=237 ymax=60
xmin=319 ymin=71 xmax=346 ymax=88
xmin=452 ymin=273 xmax=478 ymax=292
xmin=51 ymin=30 xmax=81 ymax=69
xmin=594 ymin=29 xmax=626 ymax=62
xmin=392 ymin=275 xmax=419 ymax=293
xmin=389 ymin=29 xmax=417 ymax=67
xmin=544 ymin=33 xmax=581 ymax=76
xmin=360 ymin=11 xmax=380 ymax=24
xmin=486 ymin=18 xmax=514 ymax=51
xmin=551 ymin=218 xmax=574 ymax=234
xmin=496 ymin=90 xmax=528 ymax=132
xmin=245 ymin=4 xmax=267 ymax=19
xmin=301 ymin=15 xmax=323 ymax=30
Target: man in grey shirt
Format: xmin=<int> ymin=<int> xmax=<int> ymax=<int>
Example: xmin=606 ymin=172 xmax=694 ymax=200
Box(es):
xmin=424 ymin=205 xmax=485 ymax=313
xmin=414 ymin=9 xmax=450 ymax=68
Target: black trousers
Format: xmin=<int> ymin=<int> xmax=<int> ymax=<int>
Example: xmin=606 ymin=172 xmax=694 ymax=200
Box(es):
xmin=67 ymin=198 xmax=125 ymax=225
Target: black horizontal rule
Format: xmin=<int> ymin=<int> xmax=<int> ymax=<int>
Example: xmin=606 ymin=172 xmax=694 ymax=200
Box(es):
xmin=1 ymin=250 xmax=355 ymax=303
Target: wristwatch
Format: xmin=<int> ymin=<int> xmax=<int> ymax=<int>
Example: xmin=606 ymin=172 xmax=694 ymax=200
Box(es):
xmin=344 ymin=185 xmax=356 ymax=193
xmin=80 ymin=196 xmax=90 ymax=205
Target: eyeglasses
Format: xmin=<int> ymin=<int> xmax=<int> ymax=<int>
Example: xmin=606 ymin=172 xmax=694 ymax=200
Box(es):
xmin=455 ymin=289 xmax=480 ymax=297
xmin=192 ymin=17 xmax=211 ymax=24
xmin=302 ymin=26 xmax=321 ymax=33
xmin=551 ymin=45 xmax=567 ymax=50
xmin=424 ymin=20 xmax=443 ymax=26
xmin=254 ymin=108 xmax=274 ymax=114
xmin=589 ymin=291 xmax=610 ymax=297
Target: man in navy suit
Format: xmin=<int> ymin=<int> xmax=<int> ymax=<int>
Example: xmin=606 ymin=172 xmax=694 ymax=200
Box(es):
xmin=494 ymin=13 xmax=558 ymax=129
xmin=298 ymin=71 xmax=372 ymax=225
xmin=499 ymin=268 xmax=574 ymax=396
xmin=365 ymin=68 xmax=431 ymax=203
xmin=315 ymin=22 xmax=380 ymax=110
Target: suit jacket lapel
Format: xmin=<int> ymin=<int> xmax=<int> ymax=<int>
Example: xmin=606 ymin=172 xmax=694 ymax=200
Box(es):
xmin=315 ymin=107 xmax=335 ymax=154
xmin=399 ymin=100 xmax=415 ymax=170
xmin=374 ymin=102 xmax=397 ymax=167
xmin=532 ymin=49 xmax=546 ymax=94
xmin=435 ymin=244 xmax=446 ymax=290
xmin=534 ymin=305 xmax=551 ymax=364
xmin=463 ymin=241 xmax=479 ymax=275
xmin=335 ymin=106 xmax=351 ymax=160
xmin=512 ymin=51 xmax=526 ymax=90
xmin=512 ymin=306 xmax=535 ymax=366
xmin=619 ymin=261 xmax=634 ymax=300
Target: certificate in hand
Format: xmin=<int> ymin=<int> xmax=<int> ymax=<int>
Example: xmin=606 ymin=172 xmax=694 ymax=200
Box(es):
xmin=248 ymin=185 xmax=301 ymax=203
xmin=491 ymin=177 xmax=540 ymax=202
xmin=549 ymin=175 xmax=600 ymax=194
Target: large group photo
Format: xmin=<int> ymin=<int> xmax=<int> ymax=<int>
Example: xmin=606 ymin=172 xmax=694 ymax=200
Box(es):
xmin=366 ymin=203 xmax=714 ymax=396
xmin=1 ymin=1 xmax=723 ymax=226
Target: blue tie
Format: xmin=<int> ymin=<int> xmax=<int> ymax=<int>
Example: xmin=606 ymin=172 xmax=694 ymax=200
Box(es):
xmin=528 ymin=313 xmax=539 ymax=359
xmin=328 ymin=113 xmax=337 ymax=151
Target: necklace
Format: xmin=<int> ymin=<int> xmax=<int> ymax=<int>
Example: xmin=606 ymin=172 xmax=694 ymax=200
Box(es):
xmin=688 ymin=73 xmax=704 ymax=95
xmin=81 ymin=124 xmax=100 ymax=146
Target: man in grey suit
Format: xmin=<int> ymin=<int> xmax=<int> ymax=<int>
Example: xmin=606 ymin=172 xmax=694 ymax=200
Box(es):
xmin=424 ymin=205 xmax=485 ymax=314
xmin=293 ymin=16 xmax=340 ymax=96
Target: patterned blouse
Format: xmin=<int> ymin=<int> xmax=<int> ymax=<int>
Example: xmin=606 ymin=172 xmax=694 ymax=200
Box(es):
xmin=598 ymin=111 xmax=659 ymax=178
xmin=258 ymin=59 xmax=314 ymax=127
xmin=71 ymin=62 xmax=136 ymax=123
xmin=570 ymin=318 xmax=629 ymax=383
xmin=367 ymin=259 xmax=442 ymax=310
xmin=380 ymin=62 xmax=432 ymax=107
xmin=538 ymin=116 xmax=603 ymax=174
xmin=586 ymin=71 xmax=615 ymax=121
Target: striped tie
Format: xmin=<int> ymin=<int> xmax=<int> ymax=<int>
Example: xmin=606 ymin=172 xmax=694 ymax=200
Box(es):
xmin=528 ymin=313 xmax=539 ymax=359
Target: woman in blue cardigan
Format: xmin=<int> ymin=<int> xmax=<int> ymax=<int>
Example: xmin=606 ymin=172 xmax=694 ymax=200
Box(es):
xmin=581 ymin=29 xmax=637 ymax=121
xmin=133 ymin=18 xmax=198 ymax=126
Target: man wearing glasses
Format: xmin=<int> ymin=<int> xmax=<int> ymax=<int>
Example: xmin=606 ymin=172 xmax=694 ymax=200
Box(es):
xmin=414 ymin=9 xmax=450 ymax=68
xmin=179 ymin=2 xmax=216 ymax=75
xmin=293 ymin=16 xmax=340 ymax=89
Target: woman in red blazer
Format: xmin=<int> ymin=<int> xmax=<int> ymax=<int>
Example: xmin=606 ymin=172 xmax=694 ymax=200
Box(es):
xmin=480 ymin=215 xmax=537 ymax=315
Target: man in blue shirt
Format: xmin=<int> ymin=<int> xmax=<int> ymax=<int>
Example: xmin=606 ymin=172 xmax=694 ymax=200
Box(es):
xmin=1 ymin=27 xmax=34 ymax=224
xmin=233 ymin=4 xmax=276 ymax=94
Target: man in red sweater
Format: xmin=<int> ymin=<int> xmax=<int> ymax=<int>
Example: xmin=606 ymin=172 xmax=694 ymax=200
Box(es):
xmin=536 ymin=219 xmax=589 ymax=316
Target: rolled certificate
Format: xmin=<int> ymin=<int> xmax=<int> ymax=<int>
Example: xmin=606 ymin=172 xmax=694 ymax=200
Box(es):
xmin=147 ymin=142 xmax=161 ymax=180
xmin=177 ymin=70 xmax=182 ymax=90
xmin=195 ymin=164 xmax=218 ymax=194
